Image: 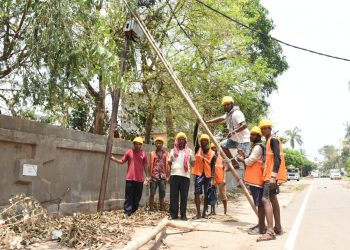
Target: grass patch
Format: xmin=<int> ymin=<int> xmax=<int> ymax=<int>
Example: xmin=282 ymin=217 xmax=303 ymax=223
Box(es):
xmin=294 ymin=183 xmax=310 ymax=192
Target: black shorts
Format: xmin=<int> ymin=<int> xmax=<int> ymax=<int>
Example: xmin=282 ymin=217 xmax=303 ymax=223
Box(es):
xmin=194 ymin=175 xmax=211 ymax=195
xmin=263 ymin=181 xmax=279 ymax=198
xmin=150 ymin=178 xmax=166 ymax=198
xmin=249 ymin=186 xmax=263 ymax=207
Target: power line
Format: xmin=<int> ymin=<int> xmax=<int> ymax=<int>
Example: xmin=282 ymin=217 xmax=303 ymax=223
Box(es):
xmin=194 ymin=0 xmax=350 ymax=62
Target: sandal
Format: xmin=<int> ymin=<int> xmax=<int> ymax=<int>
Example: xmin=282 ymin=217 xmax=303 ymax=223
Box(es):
xmin=249 ymin=224 xmax=259 ymax=230
xmin=274 ymin=227 xmax=284 ymax=235
xmin=192 ymin=214 xmax=201 ymax=220
xmin=202 ymin=213 xmax=209 ymax=219
xmin=257 ymin=231 xmax=276 ymax=242
xmin=248 ymin=227 xmax=266 ymax=235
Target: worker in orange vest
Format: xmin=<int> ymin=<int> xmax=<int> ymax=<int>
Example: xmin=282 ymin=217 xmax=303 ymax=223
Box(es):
xmin=237 ymin=126 xmax=265 ymax=235
xmin=210 ymin=142 xmax=228 ymax=215
xmin=192 ymin=134 xmax=217 ymax=219
xmin=149 ymin=137 xmax=169 ymax=211
xmin=257 ymin=120 xmax=287 ymax=242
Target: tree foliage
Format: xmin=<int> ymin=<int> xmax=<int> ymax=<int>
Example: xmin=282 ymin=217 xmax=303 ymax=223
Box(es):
xmin=318 ymin=145 xmax=340 ymax=171
xmin=284 ymin=148 xmax=316 ymax=176
xmin=1 ymin=0 xmax=288 ymax=143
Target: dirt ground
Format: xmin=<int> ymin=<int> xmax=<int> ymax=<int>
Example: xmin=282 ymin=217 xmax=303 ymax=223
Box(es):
xmin=23 ymin=180 xmax=306 ymax=250
xmin=117 ymin=180 xmax=306 ymax=250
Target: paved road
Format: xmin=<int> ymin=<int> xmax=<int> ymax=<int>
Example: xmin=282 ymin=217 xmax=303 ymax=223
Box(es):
xmin=291 ymin=178 xmax=350 ymax=250
xmin=254 ymin=178 xmax=350 ymax=250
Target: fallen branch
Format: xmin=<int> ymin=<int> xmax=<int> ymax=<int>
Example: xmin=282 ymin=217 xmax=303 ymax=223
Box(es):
xmin=123 ymin=218 xmax=195 ymax=250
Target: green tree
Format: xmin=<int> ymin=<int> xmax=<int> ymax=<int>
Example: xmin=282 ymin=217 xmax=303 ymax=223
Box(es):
xmin=284 ymin=148 xmax=304 ymax=167
xmin=318 ymin=145 xmax=340 ymax=171
xmin=1 ymin=0 xmax=288 ymax=143
xmin=284 ymin=148 xmax=316 ymax=176
xmin=285 ymin=127 xmax=303 ymax=149
xmin=1 ymin=0 xmax=131 ymax=134
xmin=121 ymin=0 xmax=288 ymax=142
xmin=0 ymin=1 xmax=35 ymax=115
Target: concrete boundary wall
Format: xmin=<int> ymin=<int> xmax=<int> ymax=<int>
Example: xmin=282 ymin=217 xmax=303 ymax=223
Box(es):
xmin=0 ymin=114 xmax=155 ymax=215
xmin=0 ymin=115 xmax=240 ymax=215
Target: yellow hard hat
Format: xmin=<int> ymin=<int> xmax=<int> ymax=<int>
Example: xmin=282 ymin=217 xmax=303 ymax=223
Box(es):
xmin=221 ymin=96 xmax=234 ymax=105
xmin=133 ymin=137 xmax=144 ymax=144
xmin=250 ymin=126 xmax=262 ymax=135
xmin=210 ymin=142 xmax=216 ymax=149
xmin=259 ymin=120 xmax=273 ymax=129
xmin=176 ymin=132 xmax=187 ymax=140
xmin=199 ymin=134 xmax=210 ymax=142
xmin=154 ymin=137 xmax=164 ymax=143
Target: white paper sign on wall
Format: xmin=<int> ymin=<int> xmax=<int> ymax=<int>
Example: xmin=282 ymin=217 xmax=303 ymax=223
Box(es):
xmin=23 ymin=164 xmax=38 ymax=176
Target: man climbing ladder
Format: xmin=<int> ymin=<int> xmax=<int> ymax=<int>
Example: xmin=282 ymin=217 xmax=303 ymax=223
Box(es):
xmin=206 ymin=96 xmax=250 ymax=167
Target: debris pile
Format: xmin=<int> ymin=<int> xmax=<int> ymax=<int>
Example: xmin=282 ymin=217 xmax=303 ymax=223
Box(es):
xmin=0 ymin=194 xmax=49 ymax=249
xmin=0 ymin=194 xmax=167 ymax=249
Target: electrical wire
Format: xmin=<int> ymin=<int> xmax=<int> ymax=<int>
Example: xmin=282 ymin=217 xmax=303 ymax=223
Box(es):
xmin=194 ymin=0 xmax=350 ymax=62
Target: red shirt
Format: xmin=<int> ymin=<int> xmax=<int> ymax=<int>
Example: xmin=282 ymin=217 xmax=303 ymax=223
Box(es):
xmin=122 ymin=149 xmax=148 ymax=182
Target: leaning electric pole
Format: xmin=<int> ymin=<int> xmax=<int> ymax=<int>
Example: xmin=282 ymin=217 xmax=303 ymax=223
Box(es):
xmin=97 ymin=4 xmax=148 ymax=212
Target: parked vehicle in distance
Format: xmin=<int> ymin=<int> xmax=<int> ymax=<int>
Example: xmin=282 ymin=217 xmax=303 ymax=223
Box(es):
xmin=330 ymin=169 xmax=341 ymax=180
xmin=310 ymin=170 xmax=319 ymax=178
xmin=287 ymin=168 xmax=300 ymax=181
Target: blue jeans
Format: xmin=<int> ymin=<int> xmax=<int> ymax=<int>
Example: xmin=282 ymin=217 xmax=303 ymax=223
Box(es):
xmin=240 ymin=142 xmax=250 ymax=156
xmin=220 ymin=138 xmax=239 ymax=149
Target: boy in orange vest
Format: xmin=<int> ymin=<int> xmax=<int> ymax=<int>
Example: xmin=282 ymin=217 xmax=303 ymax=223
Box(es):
xmin=257 ymin=120 xmax=287 ymax=241
xmin=237 ymin=126 xmax=265 ymax=235
xmin=192 ymin=134 xmax=217 ymax=219
xmin=149 ymin=137 xmax=169 ymax=211
xmin=210 ymin=142 xmax=228 ymax=215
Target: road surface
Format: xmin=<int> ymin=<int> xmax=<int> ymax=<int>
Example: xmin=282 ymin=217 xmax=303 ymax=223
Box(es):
xmin=255 ymin=178 xmax=350 ymax=250
xmin=287 ymin=178 xmax=350 ymax=250
xmin=31 ymin=178 xmax=350 ymax=249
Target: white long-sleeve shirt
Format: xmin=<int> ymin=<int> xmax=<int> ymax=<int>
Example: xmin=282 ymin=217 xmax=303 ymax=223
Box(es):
xmin=244 ymin=145 xmax=263 ymax=166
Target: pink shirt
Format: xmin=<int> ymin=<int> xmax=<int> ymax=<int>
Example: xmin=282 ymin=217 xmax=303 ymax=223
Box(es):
xmin=122 ymin=149 xmax=148 ymax=182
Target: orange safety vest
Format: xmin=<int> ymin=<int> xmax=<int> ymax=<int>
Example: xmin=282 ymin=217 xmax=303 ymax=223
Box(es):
xmin=213 ymin=155 xmax=225 ymax=185
xmin=244 ymin=143 xmax=264 ymax=187
xmin=264 ymin=136 xmax=287 ymax=183
xmin=150 ymin=151 xmax=169 ymax=177
xmin=192 ymin=148 xmax=215 ymax=178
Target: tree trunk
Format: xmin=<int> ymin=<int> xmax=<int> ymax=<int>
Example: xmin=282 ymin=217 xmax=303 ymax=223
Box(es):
xmin=144 ymin=102 xmax=156 ymax=144
xmin=93 ymin=74 xmax=106 ymax=135
xmin=165 ymin=105 xmax=175 ymax=148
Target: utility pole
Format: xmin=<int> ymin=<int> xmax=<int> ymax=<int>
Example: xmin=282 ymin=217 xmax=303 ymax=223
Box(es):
xmin=124 ymin=1 xmax=258 ymax=216
xmin=97 ymin=1 xmax=148 ymax=212
xmin=97 ymin=36 xmax=129 ymax=212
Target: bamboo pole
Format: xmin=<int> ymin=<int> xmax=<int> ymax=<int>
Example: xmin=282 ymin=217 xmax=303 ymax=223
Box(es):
xmin=122 ymin=1 xmax=257 ymax=216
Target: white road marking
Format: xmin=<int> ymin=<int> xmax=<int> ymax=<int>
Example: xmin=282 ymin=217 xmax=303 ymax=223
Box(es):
xmin=284 ymin=181 xmax=314 ymax=250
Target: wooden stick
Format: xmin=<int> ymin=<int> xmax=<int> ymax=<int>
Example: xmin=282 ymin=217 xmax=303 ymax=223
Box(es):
xmin=123 ymin=1 xmax=258 ymax=217
xmin=122 ymin=218 xmax=195 ymax=250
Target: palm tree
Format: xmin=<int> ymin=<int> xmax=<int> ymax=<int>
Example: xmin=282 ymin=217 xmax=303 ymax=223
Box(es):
xmin=345 ymin=122 xmax=350 ymax=141
xmin=285 ymin=127 xmax=303 ymax=149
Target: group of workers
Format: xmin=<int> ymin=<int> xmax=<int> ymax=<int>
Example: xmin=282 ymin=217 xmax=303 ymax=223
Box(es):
xmin=110 ymin=96 xmax=287 ymax=242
